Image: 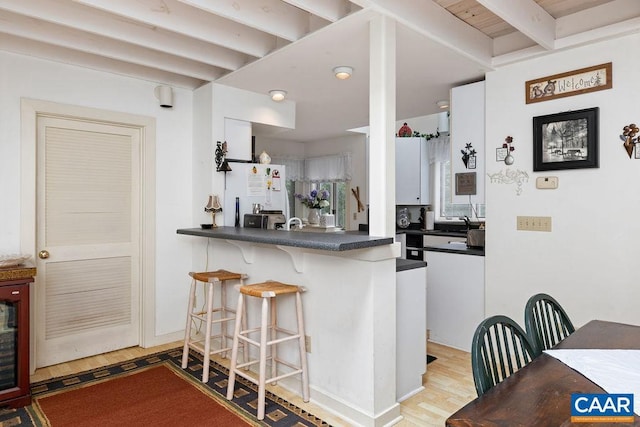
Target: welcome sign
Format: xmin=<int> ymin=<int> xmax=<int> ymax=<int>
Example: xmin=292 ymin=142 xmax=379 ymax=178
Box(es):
xmin=571 ymin=394 xmax=635 ymax=423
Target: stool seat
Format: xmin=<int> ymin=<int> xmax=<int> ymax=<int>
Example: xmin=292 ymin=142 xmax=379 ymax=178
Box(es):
xmin=190 ymin=270 xmax=244 ymax=283
xmin=182 ymin=269 xmax=247 ymax=383
xmin=226 ymin=280 xmax=309 ymax=421
xmin=239 ymin=281 xmax=301 ymax=298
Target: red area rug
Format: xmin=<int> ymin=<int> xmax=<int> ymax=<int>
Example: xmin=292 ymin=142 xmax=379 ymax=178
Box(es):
xmin=31 ymin=363 xmax=256 ymax=427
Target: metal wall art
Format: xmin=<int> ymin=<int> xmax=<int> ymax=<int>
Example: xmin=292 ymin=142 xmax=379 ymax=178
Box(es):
xmin=525 ymin=62 xmax=612 ymax=104
xmin=461 ymin=142 xmax=476 ymax=169
xmin=496 ymin=136 xmax=515 ymax=165
xmin=533 ymin=107 xmax=599 ymax=171
xmin=487 ymin=169 xmax=529 ymax=196
xmin=621 ymin=124 xmax=639 ymax=159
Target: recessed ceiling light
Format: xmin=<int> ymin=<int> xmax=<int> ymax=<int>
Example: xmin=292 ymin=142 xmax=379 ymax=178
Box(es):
xmin=269 ymin=90 xmax=287 ymax=102
xmin=333 ymin=66 xmax=353 ymax=80
xmin=436 ymin=100 xmax=449 ymax=109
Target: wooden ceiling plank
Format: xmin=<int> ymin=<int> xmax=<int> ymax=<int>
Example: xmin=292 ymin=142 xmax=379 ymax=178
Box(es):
xmin=0 ymin=10 xmax=224 ymax=81
xmin=0 ymin=32 xmax=206 ymax=88
xmin=0 ymin=0 xmax=251 ymax=71
xmin=477 ymin=0 xmax=556 ymax=49
xmin=282 ymin=0 xmax=353 ymax=23
xmin=352 ymin=0 xmax=494 ymax=69
xmin=177 ymin=0 xmax=315 ymax=42
xmin=73 ymin=0 xmax=277 ymax=58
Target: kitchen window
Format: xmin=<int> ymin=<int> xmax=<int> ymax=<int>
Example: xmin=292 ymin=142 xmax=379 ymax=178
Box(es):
xmin=435 ymin=160 xmax=485 ymax=220
xmin=294 ymin=181 xmax=347 ymax=228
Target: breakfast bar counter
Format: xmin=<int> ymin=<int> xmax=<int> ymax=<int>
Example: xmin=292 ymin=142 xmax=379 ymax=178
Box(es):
xmin=177 ymin=226 xmax=393 ymax=251
xmin=177 ymin=226 xmax=402 ymax=426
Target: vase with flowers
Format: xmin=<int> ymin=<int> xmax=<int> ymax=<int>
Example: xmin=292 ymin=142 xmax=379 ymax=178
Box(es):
xmin=295 ymin=189 xmax=330 ymax=225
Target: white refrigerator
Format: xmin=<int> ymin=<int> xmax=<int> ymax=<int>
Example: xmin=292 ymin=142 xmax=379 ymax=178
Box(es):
xmin=223 ymin=163 xmax=289 ymax=227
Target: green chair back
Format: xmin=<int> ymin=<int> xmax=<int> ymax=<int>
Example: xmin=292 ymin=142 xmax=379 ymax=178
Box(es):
xmin=471 ymin=315 xmax=536 ymax=396
xmin=525 ymin=293 xmax=575 ymax=355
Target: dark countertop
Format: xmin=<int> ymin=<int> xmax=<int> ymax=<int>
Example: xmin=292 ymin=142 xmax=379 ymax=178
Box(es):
xmin=396 ymin=258 xmax=427 ymax=272
xmin=177 ymin=226 xmax=394 ymax=252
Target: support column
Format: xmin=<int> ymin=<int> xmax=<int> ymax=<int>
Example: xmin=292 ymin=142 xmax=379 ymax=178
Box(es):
xmin=368 ymin=14 xmax=396 ymax=239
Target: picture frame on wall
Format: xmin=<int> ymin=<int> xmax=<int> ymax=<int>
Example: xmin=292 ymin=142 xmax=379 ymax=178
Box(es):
xmin=533 ymin=107 xmax=599 ymax=171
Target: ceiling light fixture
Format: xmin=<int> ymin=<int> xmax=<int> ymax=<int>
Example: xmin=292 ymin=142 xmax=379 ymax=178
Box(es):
xmin=269 ymin=90 xmax=287 ymax=102
xmin=436 ymin=100 xmax=449 ymax=110
xmin=333 ymin=66 xmax=353 ymax=80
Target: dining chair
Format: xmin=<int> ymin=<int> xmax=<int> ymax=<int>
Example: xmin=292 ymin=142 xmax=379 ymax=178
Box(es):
xmin=524 ymin=293 xmax=575 ymax=355
xmin=471 ymin=315 xmax=536 ymax=396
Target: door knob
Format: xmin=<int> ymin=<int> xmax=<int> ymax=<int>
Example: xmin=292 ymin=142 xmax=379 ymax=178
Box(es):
xmin=38 ymin=250 xmax=50 ymax=259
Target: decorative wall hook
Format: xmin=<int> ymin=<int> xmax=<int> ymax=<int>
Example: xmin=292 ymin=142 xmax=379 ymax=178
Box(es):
xmin=620 ymin=124 xmax=639 ymax=158
xmin=487 ymin=169 xmax=529 ymax=196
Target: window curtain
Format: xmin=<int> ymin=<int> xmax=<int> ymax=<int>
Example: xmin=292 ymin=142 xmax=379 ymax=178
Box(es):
xmin=270 ymin=156 xmax=304 ymax=181
xmin=303 ymin=152 xmax=352 ymax=182
xmin=427 ymin=134 xmax=450 ymax=164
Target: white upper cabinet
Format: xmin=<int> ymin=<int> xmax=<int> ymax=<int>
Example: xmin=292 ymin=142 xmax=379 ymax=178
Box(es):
xmin=451 ymin=81 xmax=485 ymax=205
xmin=396 ymin=137 xmax=429 ymax=205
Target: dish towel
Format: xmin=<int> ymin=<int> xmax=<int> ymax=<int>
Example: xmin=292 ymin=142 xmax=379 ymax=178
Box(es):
xmin=545 ymin=349 xmax=640 ymax=416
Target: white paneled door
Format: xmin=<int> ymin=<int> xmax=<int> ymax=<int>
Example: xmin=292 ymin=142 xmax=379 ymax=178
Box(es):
xmin=35 ymin=116 xmax=141 ymax=368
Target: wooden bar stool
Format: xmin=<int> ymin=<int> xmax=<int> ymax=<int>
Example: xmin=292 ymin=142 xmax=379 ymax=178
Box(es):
xmin=226 ymin=280 xmax=310 ymax=420
xmin=181 ymin=269 xmax=247 ymax=383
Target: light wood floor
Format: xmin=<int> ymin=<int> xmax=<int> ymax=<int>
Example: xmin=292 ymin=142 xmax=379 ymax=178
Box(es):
xmin=30 ymin=341 xmax=477 ymax=426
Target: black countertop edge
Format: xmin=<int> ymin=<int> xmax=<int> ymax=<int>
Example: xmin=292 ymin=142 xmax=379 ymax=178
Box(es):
xmin=396 ymin=258 xmax=427 ymax=272
xmin=177 ymin=226 xmax=394 ymax=252
xmin=422 ymin=243 xmax=485 ymax=257
xmin=400 ymin=229 xmax=468 ymax=238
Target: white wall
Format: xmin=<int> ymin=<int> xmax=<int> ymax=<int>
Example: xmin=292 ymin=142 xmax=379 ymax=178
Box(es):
xmin=484 ymin=33 xmax=640 ymax=328
xmin=0 ymin=51 xmax=194 ymax=338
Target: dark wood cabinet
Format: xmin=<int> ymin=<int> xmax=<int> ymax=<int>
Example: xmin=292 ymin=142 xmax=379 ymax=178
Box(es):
xmin=0 ymin=269 xmax=34 ymax=408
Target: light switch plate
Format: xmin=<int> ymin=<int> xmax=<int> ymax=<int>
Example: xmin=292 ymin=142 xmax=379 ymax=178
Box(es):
xmin=536 ymin=176 xmax=558 ymax=189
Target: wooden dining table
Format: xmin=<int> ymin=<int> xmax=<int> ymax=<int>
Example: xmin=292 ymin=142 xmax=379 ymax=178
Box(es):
xmin=446 ymin=320 xmax=640 ymax=426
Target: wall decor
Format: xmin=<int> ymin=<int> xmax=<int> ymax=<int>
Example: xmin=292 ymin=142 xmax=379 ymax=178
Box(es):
xmin=620 ymin=123 xmax=639 ymax=159
xmin=502 ymin=136 xmax=515 ymax=165
xmin=525 ymin=62 xmax=612 ymax=104
xmin=533 ymin=107 xmax=599 ymax=171
xmin=461 ymin=142 xmax=476 ymax=169
xmin=487 ymin=169 xmax=529 ymax=196
xmin=455 ymin=172 xmax=476 ymax=195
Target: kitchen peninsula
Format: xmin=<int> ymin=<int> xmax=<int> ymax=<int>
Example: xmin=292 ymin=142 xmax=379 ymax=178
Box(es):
xmin=177 ymin=226 xmax=403 ymax=426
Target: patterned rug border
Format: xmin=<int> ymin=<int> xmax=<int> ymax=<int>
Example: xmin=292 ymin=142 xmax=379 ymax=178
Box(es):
xmin=0 ymin=348 xmax=332 ymax=427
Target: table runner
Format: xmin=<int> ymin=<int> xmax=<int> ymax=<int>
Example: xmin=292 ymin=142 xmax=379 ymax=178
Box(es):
xmin=545 ymin=349 xmax=640 ymax=416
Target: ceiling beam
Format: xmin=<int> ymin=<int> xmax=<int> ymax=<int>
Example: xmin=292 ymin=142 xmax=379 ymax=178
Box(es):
xmin=0 ymin=0 xmax=251 ymax=71
xmin=352 ymin=0 xmax=494 ymax=69
xmin=0 ymin=10 xmax=226 ymax=81
xmin=0 ymin=32 xmax=205 ymax=89
xmin=281 ymin=0 xmax=352 ymax=22
xmin=177 ymin=0 xmax=320 ymax=42
xmin=73 ymin=0 xmax=278 ymax=58
xmin=477 ymin=0 xmax=556 ymax=50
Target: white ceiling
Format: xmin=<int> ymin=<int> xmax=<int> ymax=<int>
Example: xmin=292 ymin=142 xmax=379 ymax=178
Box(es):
xmin=1 ymin=0 xmax=638 ymax=142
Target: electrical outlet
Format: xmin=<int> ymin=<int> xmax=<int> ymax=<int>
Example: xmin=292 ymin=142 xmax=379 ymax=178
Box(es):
xmin=305 ymin=335 xmax=311 ymax=353
xmin=517 ymin=216 xmax=552 ymax=232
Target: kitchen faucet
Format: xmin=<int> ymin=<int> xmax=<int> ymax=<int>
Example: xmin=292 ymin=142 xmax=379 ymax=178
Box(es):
xmin=285 ymin=217 xmax=303 ymax=231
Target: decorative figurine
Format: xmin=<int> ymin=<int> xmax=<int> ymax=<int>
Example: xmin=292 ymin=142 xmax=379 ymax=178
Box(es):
xmin=398 ymin=122 xmax=412 ymax=137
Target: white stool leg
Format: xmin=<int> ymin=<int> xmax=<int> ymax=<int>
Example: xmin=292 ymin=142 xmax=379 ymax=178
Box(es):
xmin=220 ymin=281 xmax=228 ymax=358
xmin=270 ymin=297 xmax=278 ymax=385
xmin=257 ymin=296 xmax=269 ymax=420
xmin=226 ymin=293 xmax=244 ymax=401
xmin=181 ymin=279 xmax=197 ymax=369
xmin=202 ymin=281 xmax=215 ymax=383
xmin=296 ymin=291 xmax=310 ymax=402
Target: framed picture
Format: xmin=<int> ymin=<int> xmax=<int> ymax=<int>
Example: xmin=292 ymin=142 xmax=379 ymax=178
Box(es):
xmin=533 ymin=107 xmax=599 ymax=171
xmin=525 ymin=63 xmax=612 ymax=104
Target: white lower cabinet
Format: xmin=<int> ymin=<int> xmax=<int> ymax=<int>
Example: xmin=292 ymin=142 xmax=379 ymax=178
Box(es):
xmin=396 ymin=264 xmax=427 ymax=401
xmin=426 ymin=251 xmax=484 ymax=352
